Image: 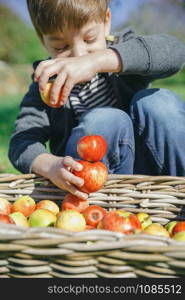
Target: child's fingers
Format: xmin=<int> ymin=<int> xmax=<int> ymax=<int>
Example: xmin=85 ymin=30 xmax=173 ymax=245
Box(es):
xmin=58 ymin=168 xmax=88 ymax=200
xmin=60 ymin=77 xmax=74 ymax=105
xmin=63 ymin=182 xmax=88 ymax=200
xmin=50 ymin=72 xmax=67 ymax=105
xmin=60 ymin=167 xmax=84 ymax=187
xmin=63 ymin=156 xmax=82 ymax=172
xmin=34 ymin=60 xmax=55 ymax=82
xmin=37 ymin=63 xmax=61 ymax=93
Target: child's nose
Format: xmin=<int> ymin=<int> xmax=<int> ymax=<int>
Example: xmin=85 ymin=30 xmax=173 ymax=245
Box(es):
xmin=72 ymin=45 xmax=87 ymax=57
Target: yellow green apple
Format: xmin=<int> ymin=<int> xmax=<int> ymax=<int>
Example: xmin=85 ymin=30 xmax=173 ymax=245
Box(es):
xmin=28 ymin=209 xmax=56 ymax=227
xmin=137 ymin=212 xmax=152 ymax=229
xmin=142 ymin=223 xmax=170 ymax=237
xmin=36 ymin=200 xmax=59 ymax=215
xmin=55 ymin=209 xmax=86 ymax=232
xmin=172 ymin=231 xmax=185 ymax=242
xmin=165 ymin=221 xmax=177 ymax=236
xmin=9 ymin=212 xmax=29 ymax=228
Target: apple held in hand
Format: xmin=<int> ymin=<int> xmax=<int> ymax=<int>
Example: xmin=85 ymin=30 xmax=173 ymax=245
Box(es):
xmin=73 ymin=160 xmax=108 ymax=193
xmin=77 ymin=135 xmax=107 ymax=162
xmin=55 ymin=209 xmax=86 ymax=232
xmin=12 ymin=196 xmax=36 ymax=217
xmin=9 ymin=212 xmax=29 ymax=228
xmin=61 ymin=193 xmax=89 ymax=213
xmin=0 ymin=214 xmax=15 ymax=224
xmin=36 ymin=200 xmax=59 ymax=215
xmin=40 ymin=81 xmax=63 ymax=108
xmin=28 ymin=209 xmax=57 ymax=227
xmin=101 ymin=210 xmax=141 ymax=234
xmin=82 ymin=205 xmax=107 ymax=227
xmin=0 ymin=198 xmax=11 ymax=215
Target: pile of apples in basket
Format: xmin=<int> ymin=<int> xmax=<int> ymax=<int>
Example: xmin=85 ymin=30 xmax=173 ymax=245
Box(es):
xmin=0 ymin=135 xmax=185 ymax=241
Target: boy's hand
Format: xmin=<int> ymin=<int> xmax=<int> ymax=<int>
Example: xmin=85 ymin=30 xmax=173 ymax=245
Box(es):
xmin=34 ymin=55 xmax=98 ymax=106
xmin=48 ymin=156 xmax=88 ymax=200
xmin=32 ymin=154 xmax=88 ymax=200
xmin=34 ymin=49 xmax=121 ymax=106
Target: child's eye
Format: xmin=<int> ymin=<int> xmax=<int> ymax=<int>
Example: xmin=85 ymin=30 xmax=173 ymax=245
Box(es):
xmin=84 ymin=38 xmax=97 ymax=44
xmin=54 ymin=45 xmax=68 ymax=52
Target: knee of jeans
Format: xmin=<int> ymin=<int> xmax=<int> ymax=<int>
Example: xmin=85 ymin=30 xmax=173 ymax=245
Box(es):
xmin=130 ymin=88 xmax=182 ymax=126
xmin=80 ymin=107 xmax=132 ymax=133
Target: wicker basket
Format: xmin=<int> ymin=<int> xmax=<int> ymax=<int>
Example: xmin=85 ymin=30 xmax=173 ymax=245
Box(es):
xmin=0 ymin=173 xmax=185 ymax=278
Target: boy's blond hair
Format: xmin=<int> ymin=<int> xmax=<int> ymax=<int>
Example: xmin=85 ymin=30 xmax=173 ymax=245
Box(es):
xmin=27 ymin=0 xmax=110 ymax=40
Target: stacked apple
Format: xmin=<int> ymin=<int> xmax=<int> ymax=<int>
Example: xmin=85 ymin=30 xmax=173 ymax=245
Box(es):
xmin=55 ymin=135 xmax=109 ymax=231
xmin=73 ymin=135 xmax=108 ymax=193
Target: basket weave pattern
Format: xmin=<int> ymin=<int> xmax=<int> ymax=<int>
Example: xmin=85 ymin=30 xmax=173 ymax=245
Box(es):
xmin=0 ymin=173 xmax=185 ymax=278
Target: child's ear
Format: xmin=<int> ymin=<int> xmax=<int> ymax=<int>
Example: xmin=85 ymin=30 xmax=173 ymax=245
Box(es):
xmin=105 ymin=8 xmax=111 ymax=36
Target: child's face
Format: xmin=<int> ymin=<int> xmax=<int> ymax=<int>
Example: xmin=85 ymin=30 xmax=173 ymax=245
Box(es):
xmin=42 ymin=11 xmax=111 ymax=59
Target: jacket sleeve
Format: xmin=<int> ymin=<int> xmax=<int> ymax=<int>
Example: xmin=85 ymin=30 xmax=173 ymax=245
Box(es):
xmin=8 ymin=78 xmax=51 ymax=174
xmin=111 ymin=28 xmax=185 ymax=79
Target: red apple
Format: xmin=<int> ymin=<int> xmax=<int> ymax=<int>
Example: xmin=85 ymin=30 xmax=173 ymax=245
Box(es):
xmin=82 ymin=205 xmax=107 ymax=227
xmin=172 ymin=221 xmax=185 ymax=236
xmin=77 ymin=135 xmax=107 ymax=162
xmin=85 ymin=225 xmax=95 ymax=230
xmin=116 ymin=210 xmax=132 ymax=218
xmin=55 ymin=209 xmax=86 ymax=232
xmin=40 ymin=81 xmax=63 ymax=108
xmin=101 ymin=211 xmax=141 ymax=234
xmin=0 ymin=198 xmax=11 ymax=215
xmin=36 ymin=200 xmax=59 ymax=215
xmin=73 ymin=160 xmax=108 ymax=193
xmin=0 ymin=214 xmax=15 ymax=224
xmin=12 ymin=196 xmax=36 ymax=217
xmin=61 ymin=193 xmax=89 ymax=213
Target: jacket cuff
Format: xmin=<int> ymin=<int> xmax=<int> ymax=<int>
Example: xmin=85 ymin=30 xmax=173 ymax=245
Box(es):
xmin=110 ymin=37 xmax=150 ymax=74
xmin=9 ymin=143 xmax=48 ymax=174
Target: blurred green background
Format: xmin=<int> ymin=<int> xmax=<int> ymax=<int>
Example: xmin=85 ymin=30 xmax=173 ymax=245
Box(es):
xmin=0 ymin=0 xmax=185 ymax=174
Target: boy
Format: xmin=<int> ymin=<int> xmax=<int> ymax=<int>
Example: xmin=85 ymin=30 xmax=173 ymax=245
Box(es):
xmin=9 ymin=0 xmax=185 ymax=200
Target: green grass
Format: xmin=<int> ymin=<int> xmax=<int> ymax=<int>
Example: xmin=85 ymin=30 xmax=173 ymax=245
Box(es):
xmin=0 ymin=4 xmax=47 ymax=64
xmin=153 ymin=71 xmax=185 ymax=101
xmin=0 ymin=94 xmax=21 ymax=174
xmin=0 ymin=70 xmax=184 ymax=174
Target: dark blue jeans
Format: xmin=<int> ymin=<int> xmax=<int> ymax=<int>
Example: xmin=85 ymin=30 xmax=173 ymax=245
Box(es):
xmin=65 ymin=88 xmax=185 ymax=176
